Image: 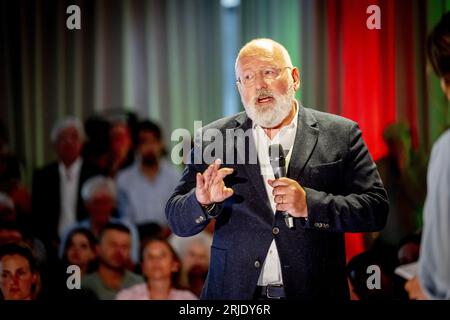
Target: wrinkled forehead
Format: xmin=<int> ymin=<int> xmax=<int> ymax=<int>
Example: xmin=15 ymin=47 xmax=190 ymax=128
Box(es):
xmin=236 ymin=42 xmax=289 ymax=74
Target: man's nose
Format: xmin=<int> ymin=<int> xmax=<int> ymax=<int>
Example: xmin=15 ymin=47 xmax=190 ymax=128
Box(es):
xmin=254 ymin=73 xmax=268 ymax=90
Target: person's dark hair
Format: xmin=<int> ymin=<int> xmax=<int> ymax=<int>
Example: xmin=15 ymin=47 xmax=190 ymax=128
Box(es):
xmin=137 ymin=223 xmax=163 ymax=243
xmin=98 ymin=222 xmax=130 ymax=241
xmin=137 ymin=120 xmax=162 ymax=142
xmin=62 ymin=228 xmax=98 ymax=273
xmin=428 ymin=12 xmax=450 ymax=81
xmin=64 ymin=228 xmax=97 ymax=253
xmin=140 ymin=237 xmax=183 ymax=289
xmin=63 ymin=228 xmax=97 ymax=256
xmin=0 ymin=242 xmax=37 ymax=271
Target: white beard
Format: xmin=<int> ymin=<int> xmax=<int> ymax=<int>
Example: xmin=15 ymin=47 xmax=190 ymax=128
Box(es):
xmin=242 ymin=84 xmax=295 ymax=128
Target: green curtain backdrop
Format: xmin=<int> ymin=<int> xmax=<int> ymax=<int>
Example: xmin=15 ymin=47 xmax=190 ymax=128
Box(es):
xmin=1 ymin=0 xmax=449 ymax=185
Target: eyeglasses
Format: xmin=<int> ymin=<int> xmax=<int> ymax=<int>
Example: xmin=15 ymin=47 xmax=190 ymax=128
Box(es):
xmin=237 ymin=67 xmax=291 ymax=87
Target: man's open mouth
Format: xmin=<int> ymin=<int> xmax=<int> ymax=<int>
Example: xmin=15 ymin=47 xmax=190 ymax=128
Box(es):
xmin=257 ymin=96 xmax=274 ymax=104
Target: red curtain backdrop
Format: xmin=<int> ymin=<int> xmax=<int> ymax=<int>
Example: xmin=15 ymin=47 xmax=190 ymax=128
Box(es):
xmin=326 ymin=0 xmax=411 ymax=261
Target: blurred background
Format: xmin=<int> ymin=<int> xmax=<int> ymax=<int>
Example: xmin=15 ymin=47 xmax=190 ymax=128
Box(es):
xmin=0 ymin=0 xmax=449 ymax=301
xmin=1 ymin=0 xmax=449 ymax=179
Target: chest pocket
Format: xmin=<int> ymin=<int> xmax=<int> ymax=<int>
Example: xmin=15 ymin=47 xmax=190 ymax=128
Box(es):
xmin=308 ymin=159 xmax=344 ymax=194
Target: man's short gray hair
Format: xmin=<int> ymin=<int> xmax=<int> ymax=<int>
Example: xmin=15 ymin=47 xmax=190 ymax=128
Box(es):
xmin=81 ymin=175 xmax=117 ymax=203
xmin=50 ymin=116 xmax=85 ymax=144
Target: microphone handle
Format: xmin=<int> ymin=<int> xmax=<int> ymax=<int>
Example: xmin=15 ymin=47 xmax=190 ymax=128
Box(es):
xmin=273 ymin=167 xmax=294 ymax=229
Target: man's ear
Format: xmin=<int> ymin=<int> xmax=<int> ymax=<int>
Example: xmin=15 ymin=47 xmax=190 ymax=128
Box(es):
xmin=292 ymin=67 xmax=301 ymax=91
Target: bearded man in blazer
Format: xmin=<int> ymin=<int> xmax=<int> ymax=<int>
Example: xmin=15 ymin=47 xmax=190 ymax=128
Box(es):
xmin=166 ymin=38 xmax=389 ymax=300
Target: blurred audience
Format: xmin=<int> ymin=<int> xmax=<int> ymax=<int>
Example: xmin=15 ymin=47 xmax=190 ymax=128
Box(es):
xmin=169 ymin=230 xmax=212 ymax=295
xmin=107 ymin=119 xmax=134 ymax=177
xmin=59 ymin=176 xmax=139 ymax=264
xmin=0 ymin=242 xmax=41 ymax=300
xmin=32 ymin=116 xmax=100 ymax=258
xmin=82 ymin=223 xmax=143 ymax=300
xmin=117 ymin=120 xmax=180 ymax=236
xmin=0 ymin=125 xmax=32 ymax=229
xmin=0 ymin=197 xmax=47 ymax=266
xmin=376 ymin=122 xmax=427 ymax=246
xmin=116 ymin=238 xmax=196 ymax=300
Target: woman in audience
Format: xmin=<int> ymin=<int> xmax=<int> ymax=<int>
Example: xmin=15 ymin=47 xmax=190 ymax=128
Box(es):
xmin=0 ymin=242 xmax=41 ymax=300
xmin=62 ymin=228 xmax=97 ymax=276
xmin=116 ymin=238 xmax=197 ymax=300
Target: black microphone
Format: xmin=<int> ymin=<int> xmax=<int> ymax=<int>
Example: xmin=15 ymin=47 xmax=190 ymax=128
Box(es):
xmin=269 ymin=144 xmax=294 ymax=229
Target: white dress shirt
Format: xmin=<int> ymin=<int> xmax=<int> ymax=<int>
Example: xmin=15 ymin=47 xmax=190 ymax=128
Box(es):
xmin=58 ymin=158 xmax=82 ymax=238
xmin=253 ymin=102 xmax=299 ymax=286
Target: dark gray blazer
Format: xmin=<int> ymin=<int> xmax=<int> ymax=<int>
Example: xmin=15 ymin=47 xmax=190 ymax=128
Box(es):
xmin=166 ymin=105 xmax=389 ymax=300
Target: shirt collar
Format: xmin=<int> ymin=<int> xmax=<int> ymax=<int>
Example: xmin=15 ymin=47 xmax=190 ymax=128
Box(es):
xmin=59 ymin=157 xmax=82 ymax=175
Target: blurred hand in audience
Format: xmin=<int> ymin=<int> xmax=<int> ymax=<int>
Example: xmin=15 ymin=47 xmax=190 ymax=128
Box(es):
xmin=405 ymin=276 xmax=428 ymax=300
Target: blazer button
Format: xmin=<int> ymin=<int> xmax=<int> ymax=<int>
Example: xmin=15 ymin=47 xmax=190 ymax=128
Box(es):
xmin=272 ymin=227 xmax=280 ymax=235
xmin=195 ymin=216 xmax=205 ymax=224
xmin=254 ymin=260 xmax=261 ymax=268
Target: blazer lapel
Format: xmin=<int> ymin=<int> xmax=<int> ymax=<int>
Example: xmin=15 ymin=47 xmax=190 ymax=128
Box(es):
xmin=287 ymin=105 xmax=319 ymax=181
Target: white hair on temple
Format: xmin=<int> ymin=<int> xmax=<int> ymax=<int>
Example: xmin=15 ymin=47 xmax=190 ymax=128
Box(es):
xmin=50 ymin=116 xmax=85 ymax=144
xmin=81 ymin=175 xmax=117 ymax=203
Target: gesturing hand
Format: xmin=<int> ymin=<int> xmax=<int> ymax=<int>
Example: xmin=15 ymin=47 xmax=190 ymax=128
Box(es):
xmin=195 ymin=159 xmax=234 ymax=207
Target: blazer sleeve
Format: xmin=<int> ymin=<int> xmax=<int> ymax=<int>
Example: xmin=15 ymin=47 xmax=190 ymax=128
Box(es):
xmin=303 ymin=123 xmax=389 ymax=233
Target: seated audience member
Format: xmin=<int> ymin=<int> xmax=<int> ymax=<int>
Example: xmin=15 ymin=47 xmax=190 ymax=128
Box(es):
xmin=0 ymin=202 xmax=47 ymax=266
xmin=82 ymin=223 xmax=143 ymax=300
xmin=169 ymin=231 xmax=211 ymax=293
xmin=0 ymin=220 xmax=23 ymax=246
xmin=116 ymin=120 xmax=180 ymax=235
xmin=59 ymin=176 xmax=139 ymax=263
xmin=0 ymin=242 xmax=41 ymax=300
xmin=187 ymin=264 xmax=209 ymax=298
xmin=62 ymin=228 xmax=97 ymax=276
xmin=116 ymin=238 xmax=196 ymax=300
xmin=45 ymin=228 xmax=98 ymax=299
xmin=106 ymin=118 xmax=134 ymax=178
xmin=32 ymin=116 xmax=100 ymax=257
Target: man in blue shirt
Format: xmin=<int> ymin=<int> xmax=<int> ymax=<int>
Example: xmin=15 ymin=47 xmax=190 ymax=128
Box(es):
xmin=405 ymin=12 xmax=450 ymax=300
